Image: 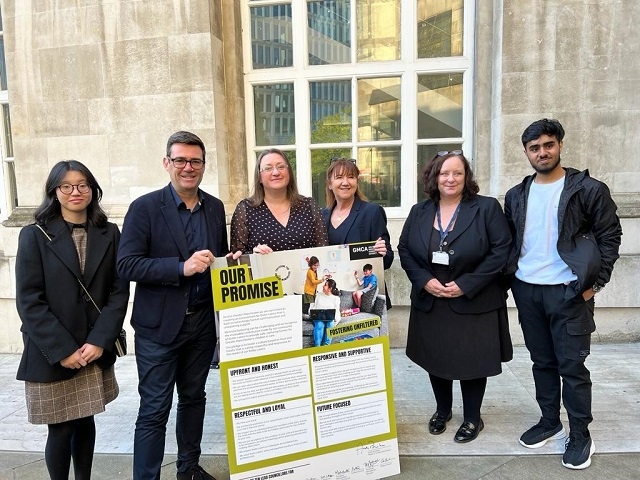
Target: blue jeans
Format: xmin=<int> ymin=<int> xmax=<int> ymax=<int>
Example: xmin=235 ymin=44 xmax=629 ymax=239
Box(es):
xmin=133 ymin=305 xmax=216 ymax=480
xmin=313 ymin=320 xmax=333 ymax=346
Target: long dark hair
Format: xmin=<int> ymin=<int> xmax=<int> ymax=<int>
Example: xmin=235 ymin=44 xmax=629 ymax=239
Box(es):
xmin=34 ymin=160 xmax=108 ymax=227
xmin=247 ymin=148 xmax=303 ymax=207
xmin=421 ymin=152 xmax=479 ymax=203
xmin=325 ymin=278 xmax=340 ymax=296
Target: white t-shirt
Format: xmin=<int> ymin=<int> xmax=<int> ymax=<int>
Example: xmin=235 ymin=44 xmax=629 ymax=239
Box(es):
xmin=311 ymin=291 xmax=341 ymax=322
xmin=515 ymin=176 xmax=577 ymax=285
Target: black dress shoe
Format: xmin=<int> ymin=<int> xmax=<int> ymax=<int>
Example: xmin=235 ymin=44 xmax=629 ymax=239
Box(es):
xmin=428 ymin=411 xmax=453 ymax=435
xmin=454 ymin=419 xmax=484 ymax=443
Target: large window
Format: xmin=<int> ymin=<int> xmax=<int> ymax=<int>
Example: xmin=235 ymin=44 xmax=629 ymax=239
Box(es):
xmin=0 ymin=5 xmax=16 ymax=220
xmin=243 ymin=0 xmax=473 ymax=212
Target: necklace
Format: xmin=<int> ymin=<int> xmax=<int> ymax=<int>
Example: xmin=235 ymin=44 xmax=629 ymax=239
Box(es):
xmin=334 ymin=208 xmax=351 ymax=220
xmin=271 ymin=206 xmax=290 ymax=215
xmin=266 ymin=200 xmax=290 ymax=215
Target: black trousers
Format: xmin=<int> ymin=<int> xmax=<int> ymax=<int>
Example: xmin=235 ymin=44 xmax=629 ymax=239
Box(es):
xmin=133 ymin=305 xmax=216 ymax=480
xmin=511 ymin=278 xmax=594 ymax=433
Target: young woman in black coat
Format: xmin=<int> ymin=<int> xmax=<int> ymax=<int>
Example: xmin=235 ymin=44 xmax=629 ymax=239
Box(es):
xmin=15 ymin=160 xmax=129 ymax=480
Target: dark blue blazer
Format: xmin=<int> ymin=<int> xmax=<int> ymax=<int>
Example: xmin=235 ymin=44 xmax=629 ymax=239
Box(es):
xmin=117 ymin=184 xmax=228 ymax=344
xmin=322 ymin=197 xmax=394 ymax=270
xmin=398 ymin=195 xmax=511 ymax=314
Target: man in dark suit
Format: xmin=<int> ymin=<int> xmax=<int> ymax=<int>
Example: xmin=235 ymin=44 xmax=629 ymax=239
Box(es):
xmin=117 ymin=131 xmax=228 ymax=480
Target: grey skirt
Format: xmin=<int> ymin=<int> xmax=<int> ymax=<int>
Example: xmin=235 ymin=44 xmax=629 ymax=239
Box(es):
xmin=25 ymin=362 xmax=118 ymax=425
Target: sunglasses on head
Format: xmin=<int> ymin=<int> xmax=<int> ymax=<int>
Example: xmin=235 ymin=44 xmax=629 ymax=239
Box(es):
xmin=437 ymin=150 xmax=463 ymax=157
xmin=330 ymin=157 xmax=357 ymax=165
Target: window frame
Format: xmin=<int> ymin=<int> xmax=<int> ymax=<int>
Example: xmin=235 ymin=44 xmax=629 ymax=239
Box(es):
xmin=0 ymin=4 xmax=16 ymax=221
xmin=242 ymin=0 xmax=475 ymax=216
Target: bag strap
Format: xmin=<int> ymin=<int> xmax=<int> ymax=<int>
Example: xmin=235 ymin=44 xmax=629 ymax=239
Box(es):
xmin=35 ymin=223 xmax=102 ymax=315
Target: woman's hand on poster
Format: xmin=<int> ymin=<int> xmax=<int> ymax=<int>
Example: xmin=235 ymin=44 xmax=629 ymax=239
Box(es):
xmin=253 ymin=244 xmax=273 ymax=254
xmin=373 ymin=237 xmax=387 ymax=257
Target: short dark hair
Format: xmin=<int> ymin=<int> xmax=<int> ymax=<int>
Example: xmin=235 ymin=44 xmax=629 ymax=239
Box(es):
xmin=166 ymin=131 xmax=206 ymax=161
xmin=34 ymin=160 xmax=107 ymax=227
xmin=363 ymin=263 xmax=373 ymax=272
xmin=521 ymin=118 xmax=565 ymax=146
xmin=421 ymin=152 xmax=479 ymax=202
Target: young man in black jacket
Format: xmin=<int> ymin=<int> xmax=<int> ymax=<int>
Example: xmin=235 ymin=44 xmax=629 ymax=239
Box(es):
xmin=504 ymin=118 xmax=622 ymax=470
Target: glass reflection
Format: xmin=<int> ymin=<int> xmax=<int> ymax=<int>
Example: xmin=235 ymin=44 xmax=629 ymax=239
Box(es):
xmin=417 ymin=73 xmax=463 ymax=139
xmin=251 ymin=4 xmax=293 ymax=69
xmin=310 ymin=148 xmax=351 ymax=206
xmin=2 ymin=105 xmax=12 ymax=157
xmin=310 ymin=80 xmax=352 ymax=144
xmin=0 ymin=37 xmax=6 ymax=90
xmin=417 ymin=0 xmax=464 ymax=58
xmin=254 ymin=83 xmax=296 ymax=146
xmin=308 ymin=1 xmax=351 ymax=65
xmin=357 ymin=146 xmax=400 ymax=207
xmin=356 ymin=0 xmax=400 ymax=62
xmin=417 ymin=144 xmax=462 ymax=201
xmin=358 ymin=77 xmax=401 ymax=142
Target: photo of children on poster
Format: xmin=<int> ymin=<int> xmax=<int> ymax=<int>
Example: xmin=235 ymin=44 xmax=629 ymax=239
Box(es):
xmin=212 ymin=241 xmax=389 ymax=359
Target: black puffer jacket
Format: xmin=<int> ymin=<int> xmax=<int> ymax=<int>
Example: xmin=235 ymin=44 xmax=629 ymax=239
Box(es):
xmin=504 ymin=167 xmax=622 ymax=299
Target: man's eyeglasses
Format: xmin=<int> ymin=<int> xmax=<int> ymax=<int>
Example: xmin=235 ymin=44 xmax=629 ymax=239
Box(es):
xmin=437 ymin=150 xmax=463 ymax=157
xmin=169 ymin=157 xmax=205 ymax=170
xmin=330 ymin=157 xmax=357 ymax=164
xmin=260 ymin=164 xmax=289 ymax=173
xmin=57 ymin=183 xmax=91 ymax=195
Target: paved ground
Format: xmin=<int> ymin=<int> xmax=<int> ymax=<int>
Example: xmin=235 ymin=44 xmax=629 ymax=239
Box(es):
xmin=1 ymin=343 xmax=639 ymax=479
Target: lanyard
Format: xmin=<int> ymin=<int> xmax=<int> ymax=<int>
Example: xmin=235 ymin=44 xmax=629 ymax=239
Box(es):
xmin=436 ymin=203 xmax=461 ymax=251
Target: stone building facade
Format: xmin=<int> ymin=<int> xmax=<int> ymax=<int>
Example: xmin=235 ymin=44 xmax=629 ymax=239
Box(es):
xmin=0 ymin=0 xmax=638 ymax=353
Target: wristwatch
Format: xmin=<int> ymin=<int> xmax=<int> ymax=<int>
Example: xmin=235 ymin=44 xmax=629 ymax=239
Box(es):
xmin=592 ymin=283 xmax=604 ymax=293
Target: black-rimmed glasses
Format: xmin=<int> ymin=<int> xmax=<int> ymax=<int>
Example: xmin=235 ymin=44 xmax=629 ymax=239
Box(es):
xmin=57 ymin=183 xmax=91 ymax=195
xmin=169 ymin=157 xmax=205 ymax=170
xmin=437 ymin=150 xmax=463 ymax=157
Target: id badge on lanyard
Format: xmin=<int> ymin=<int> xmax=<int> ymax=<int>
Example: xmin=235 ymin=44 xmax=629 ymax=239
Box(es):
xmin=432 ymin=203 xmax=460 ymax=266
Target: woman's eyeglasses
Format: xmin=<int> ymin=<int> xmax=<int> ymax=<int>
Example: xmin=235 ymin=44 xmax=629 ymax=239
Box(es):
xmin=260 ymin=164 xmax=289 ymax=173
xmin=437 ymin=150 xmax=463 ymax=157
xmin=57 ymin=183 xmax=91 ymax=195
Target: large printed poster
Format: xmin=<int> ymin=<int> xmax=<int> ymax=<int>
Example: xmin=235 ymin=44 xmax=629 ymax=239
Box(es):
xmin=211 ymin=242 xmax=400 ymax=480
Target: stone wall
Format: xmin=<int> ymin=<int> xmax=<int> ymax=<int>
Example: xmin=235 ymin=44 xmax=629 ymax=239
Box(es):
xmin=0 ymin=0 xmax=638 ymax=353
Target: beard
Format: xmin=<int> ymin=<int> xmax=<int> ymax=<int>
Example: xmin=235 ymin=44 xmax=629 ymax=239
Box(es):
xmin=531 ymin=154 xmax=561 ymax=174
